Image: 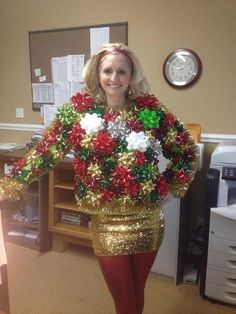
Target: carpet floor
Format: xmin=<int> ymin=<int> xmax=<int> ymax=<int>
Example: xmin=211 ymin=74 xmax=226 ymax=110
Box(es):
xmin=5 ymin=242 xmax=236 ymax=314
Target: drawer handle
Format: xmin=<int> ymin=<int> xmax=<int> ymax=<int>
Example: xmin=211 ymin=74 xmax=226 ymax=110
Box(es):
xmin=228 ymin=260 xmax=236 ymax=268
xmin=229 ymin=246 xmax=236 ymax=253
xmin=227 ymin=278 xmax=236 ymax=286
xmin=225 ymin=292 xmax=236 ymax=300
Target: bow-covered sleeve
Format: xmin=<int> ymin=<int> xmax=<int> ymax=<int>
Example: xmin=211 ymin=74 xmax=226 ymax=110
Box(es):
xmin=0 ymin=93 xmax=93 ymax=202
xmin=136 ymin=95 xmax=198 ymax=199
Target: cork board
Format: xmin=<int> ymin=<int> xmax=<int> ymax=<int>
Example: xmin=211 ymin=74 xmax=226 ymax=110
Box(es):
xmin=29 ymin=22 xmax=128 ymax=111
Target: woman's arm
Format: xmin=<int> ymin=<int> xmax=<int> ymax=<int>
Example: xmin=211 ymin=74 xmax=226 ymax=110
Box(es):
xmin=135 ymin=94 xmax=198 ymax=200
xmin=0 ymin=100 xmax=81 ymax=201
xmin=156 ymin=102 xmax=198 ymax=198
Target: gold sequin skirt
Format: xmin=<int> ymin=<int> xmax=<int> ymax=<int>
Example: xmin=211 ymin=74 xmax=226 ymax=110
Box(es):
xmin=90 ymin=209 xmax=165 ymax=256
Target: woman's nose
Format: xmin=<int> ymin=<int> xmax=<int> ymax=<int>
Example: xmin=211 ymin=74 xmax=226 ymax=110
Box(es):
xmin=110 ymin=72 xmax=118 ymax=81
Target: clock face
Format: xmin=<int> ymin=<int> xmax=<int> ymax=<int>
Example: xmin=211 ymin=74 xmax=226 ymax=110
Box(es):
xmin=163 ymin=49 xmax=201 ymax=88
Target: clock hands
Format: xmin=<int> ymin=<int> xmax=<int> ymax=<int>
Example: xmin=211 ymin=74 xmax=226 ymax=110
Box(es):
xmin=175 ymin=65 xmax=187 ymax=70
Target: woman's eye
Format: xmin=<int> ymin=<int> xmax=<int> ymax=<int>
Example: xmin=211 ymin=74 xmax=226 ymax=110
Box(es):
xmin=102 ymin=69 xmax=126 ymax=75
xmin=118 ymin=70 xmax=126 ymax=75
xmin=103 ymin=69 xmax=112 ymax=74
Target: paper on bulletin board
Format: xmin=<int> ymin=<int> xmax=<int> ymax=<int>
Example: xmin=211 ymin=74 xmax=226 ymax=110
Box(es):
xmin=90 ymin=27 xmax=109 ymax=56
xmin=53 ymin=81 xmax=71 ymax=108
xmin=52 ymin=81 xmax=84 ymax=111
xmin=42 ymin=104 xmax=57 ymax=128
xmin=67 ymin=55 xmax=84 ymax=82
xmin=51 ymin=56 xmax=68 ymax=83
xmin=32 ymin=83 xmax=54 ymax=103
xmin=71 ymin=82 xmax=84 ymax=95
xmin=34 ymin=68 xmax=41 ymax=77
xmin=51 ymin=55 xmax=85 ymax=83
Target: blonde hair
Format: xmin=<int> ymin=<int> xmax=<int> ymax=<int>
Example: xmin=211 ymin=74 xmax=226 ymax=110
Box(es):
xmin=82 ymin=43 xmax=150 ymax=103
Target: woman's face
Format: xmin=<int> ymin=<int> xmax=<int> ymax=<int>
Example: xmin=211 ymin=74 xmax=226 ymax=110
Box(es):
xmin=99 ymin=52 xmax=132 ymax=106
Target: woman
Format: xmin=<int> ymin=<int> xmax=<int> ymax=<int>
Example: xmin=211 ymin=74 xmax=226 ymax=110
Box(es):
xmin=0 ymin=43 xmax=197 ymax=314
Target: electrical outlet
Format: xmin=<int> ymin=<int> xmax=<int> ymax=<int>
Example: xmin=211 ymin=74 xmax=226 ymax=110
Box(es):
xmin=16 ymin=108 xmax=24 ymax=118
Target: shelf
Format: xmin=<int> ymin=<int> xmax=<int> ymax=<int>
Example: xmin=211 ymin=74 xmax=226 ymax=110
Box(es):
xmin=6 ymin=221 xmax=38 ymax=230
xmin=54 ymin=182 xmax=75 ymax=190
xmin=51 ymin=222 xmax=91 ymax=240
xmin=49 ymin=163 xmax=92 ymax=251
xmin=54 ymin=200 xmax=78 ymax=211
xmin=6 ymin=234 xmax=39 ymax=250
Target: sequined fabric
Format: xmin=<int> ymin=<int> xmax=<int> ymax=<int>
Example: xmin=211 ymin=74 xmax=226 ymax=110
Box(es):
xmin=0 ymin=177 xmax=24 ymax=201
xmin=90 ymin=208 xmax=165 ymax=256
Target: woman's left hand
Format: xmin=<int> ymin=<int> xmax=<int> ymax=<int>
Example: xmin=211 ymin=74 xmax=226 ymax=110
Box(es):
xmin=159 ymin=192 xmax=174 ymax=207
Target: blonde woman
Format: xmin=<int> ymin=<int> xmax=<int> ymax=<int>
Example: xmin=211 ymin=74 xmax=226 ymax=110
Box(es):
xmin=0 ymin=43 xmax=197 ymax=314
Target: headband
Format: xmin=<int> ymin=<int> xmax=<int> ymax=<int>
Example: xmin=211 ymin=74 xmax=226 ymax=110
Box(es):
xmin=100 ymin=47 xmax=134 ymax=69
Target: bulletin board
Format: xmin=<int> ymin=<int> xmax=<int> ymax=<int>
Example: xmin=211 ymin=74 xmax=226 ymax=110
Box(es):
xmin=28 ymin=22 xmax=128 ymax=111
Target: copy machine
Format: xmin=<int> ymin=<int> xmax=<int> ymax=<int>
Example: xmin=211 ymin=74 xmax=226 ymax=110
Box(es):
xmin=200 ymin=142 xmax=236 ymax=305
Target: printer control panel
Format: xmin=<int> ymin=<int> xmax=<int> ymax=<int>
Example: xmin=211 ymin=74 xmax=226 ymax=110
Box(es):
xmin=222 ymin=167 xmax=236 ymax=181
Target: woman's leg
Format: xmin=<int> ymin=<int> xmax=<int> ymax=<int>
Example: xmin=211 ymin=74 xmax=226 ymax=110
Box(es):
xmin=98 ymin=251 xmax=158 ymax=314
xmin=131 ymin=250 xmax=158 ymax=314
xmin=98 ymin=255 xmax=137 ymax=314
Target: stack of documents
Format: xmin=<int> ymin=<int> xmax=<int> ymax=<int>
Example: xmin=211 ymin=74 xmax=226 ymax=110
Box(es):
xmin=0 ymin=143 xmax=25 ymax=152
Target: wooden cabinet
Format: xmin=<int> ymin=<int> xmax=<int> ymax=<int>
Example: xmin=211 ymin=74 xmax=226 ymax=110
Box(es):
xmin=49 ymin=159 xmax=92 ymax=252
xmin=0 ymin=149 xmax=51 ymax=252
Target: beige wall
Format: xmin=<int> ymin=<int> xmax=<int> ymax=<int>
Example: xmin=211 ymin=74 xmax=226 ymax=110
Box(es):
xmin=0 ymin=0 xmax=236 ymax=137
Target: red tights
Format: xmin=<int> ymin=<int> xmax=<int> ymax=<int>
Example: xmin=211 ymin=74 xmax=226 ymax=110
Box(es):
xmin=98 ymin=250 xmax=158 ymax=314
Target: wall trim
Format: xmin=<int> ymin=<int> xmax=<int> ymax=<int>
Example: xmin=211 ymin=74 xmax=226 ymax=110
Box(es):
xmin=201 ymin=133 xmax=236 ymax=143
xmin=0 ymin=123 xmax=44 ymax=132
xmin=0 ymin=123 xmax=235 ymax=143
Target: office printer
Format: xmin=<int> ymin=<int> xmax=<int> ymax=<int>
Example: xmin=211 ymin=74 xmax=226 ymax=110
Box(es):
xmin=210 ymin=141 xmax=236 ymax=207
xmin=200 ymin=141 xmax=236 ymax=305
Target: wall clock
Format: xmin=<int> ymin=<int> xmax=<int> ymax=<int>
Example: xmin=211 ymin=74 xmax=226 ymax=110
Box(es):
xmin=163 ymin=48 xmax=202 ymax=88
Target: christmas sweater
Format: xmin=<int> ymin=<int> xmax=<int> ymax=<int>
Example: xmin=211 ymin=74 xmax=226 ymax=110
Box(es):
xmin=0 ymin=93 xmax=198 ymax=215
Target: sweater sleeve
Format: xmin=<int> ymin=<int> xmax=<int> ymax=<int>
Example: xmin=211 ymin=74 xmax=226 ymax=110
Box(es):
xmin=156 ymin=102 xmax=198 ymax=198
xmin=0 ymin=102 xmax=78 ymax=201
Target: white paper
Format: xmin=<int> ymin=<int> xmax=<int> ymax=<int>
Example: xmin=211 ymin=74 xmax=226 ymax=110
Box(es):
xmin=52 ymin=55 xmax=85 ymax=83
xmin=0 ymin=143 xmax=25 ymax=151
xmin=32 ymin=83 xmax=54 ymax=103
xmin=67 ymin=55 xmax=84 ymax=82
xmin=53 ymin=81 xmax=70 ymax=107
xmin=70 ymin=82 xmax=84 ymax=96
xmin=90 ymin=27 xmax=110 ymax=56
xmin=42 ymin=105 xmax=57 ymax=128
xmin=34 ymin=68 xmax=41 ymax=77
xmin=25 ymin=231 xmax=38 ymax=239
xmin=4 ymin=163 xmax=14 ymax=175
xmin=7 ymin=230 xmax=25 ymax=237
xmin=47 ymin=54 xmax=85 ymax=124
xmin=39 ymin=75 xmax=47 ymax=82
xmin=51 ymin=56 xmax=68 ymax=82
